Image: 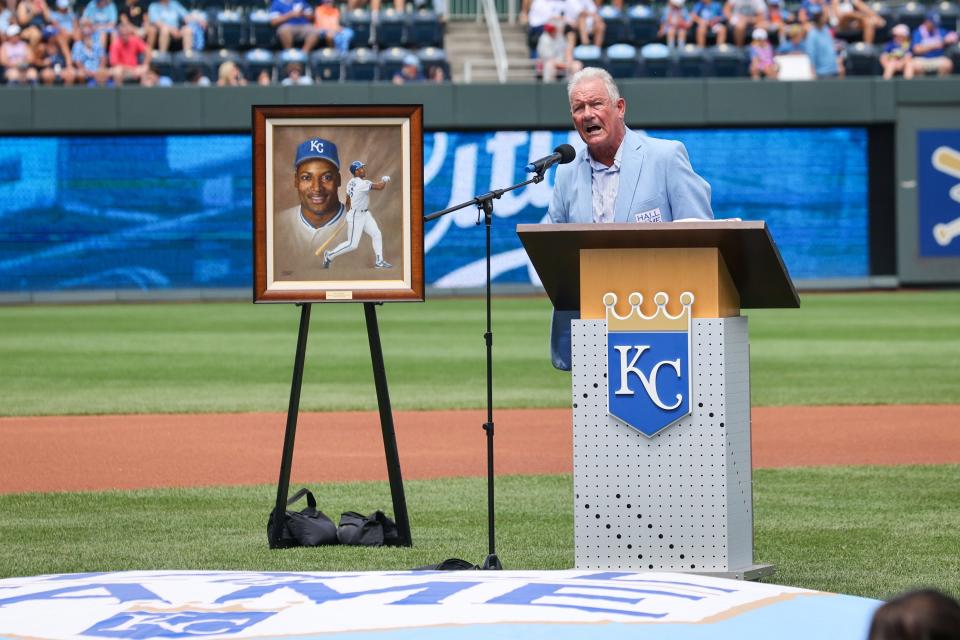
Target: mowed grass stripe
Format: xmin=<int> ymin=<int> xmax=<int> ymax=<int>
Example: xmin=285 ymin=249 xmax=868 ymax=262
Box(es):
xmin=0 ymin=291 xmax=958 ymax=416
xmin=0 ymin=466 xmax=958 ymax=600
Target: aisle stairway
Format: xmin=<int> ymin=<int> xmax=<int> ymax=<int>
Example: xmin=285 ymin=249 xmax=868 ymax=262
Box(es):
xmin=443 ymin=20 xmax=537 ymax=82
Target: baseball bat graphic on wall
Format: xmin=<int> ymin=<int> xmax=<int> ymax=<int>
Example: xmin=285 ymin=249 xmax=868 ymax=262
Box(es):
xmin=932 ymin=146 xmax=960 ymax=247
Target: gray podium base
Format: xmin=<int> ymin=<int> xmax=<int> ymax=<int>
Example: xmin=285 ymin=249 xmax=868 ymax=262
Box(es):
xmin=688 ymin=563 xmax=776 ymax=582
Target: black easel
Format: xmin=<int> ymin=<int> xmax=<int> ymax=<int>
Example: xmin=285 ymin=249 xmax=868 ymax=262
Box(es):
xmin=268 ymin=301 xmax=412 ymax=549
xmin=424 ymin=172 xmax=546 ymax=570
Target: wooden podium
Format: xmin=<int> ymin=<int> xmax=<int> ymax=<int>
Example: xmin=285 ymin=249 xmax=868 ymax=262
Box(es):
xmin=518 ymin=221 xmax=799 ymax=579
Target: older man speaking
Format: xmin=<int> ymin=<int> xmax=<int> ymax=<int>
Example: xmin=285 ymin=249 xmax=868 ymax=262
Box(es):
xmin=546 ymin=67 xmax=713 ymax=370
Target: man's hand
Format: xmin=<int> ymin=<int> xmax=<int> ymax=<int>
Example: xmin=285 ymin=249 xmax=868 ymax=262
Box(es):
xmin=381 ymin=175 xmax=391 ymax=183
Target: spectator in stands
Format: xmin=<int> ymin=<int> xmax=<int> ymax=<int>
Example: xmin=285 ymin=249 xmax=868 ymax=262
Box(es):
xmin=186 ymin=66 xmax=209 ymax=84
xmin=392 ymin=52 xmax=423 ymax=83
xmin=829 ymin=0 xmax=883 ymax=44
xmin=216 ymin=59 xmax=245 ymax=85
xmin=313 ymin=0 xmax=353 ymax=54
xmin=147 ymin=0 xmax=202 ymax=53
xmin=71 ymin=18 xmax=112 ymax=84
xmin=724 ymin=0 xmax=766 ymax=47
xmin=256 ymin=67 xmax=272 ymax=84
xmin=119 ymin=0 xmax=156 ymax=51
xmin=777 ymin=22 xmax=805 ymax=53
xmin=765 ymin=0 xmax=789 ymax=43
xmin=15 ymin=0 xmax=50 ymax=47
xmin=1 ymin=24 xmax=38 ymax=83
xmin=563 ymin=0 xmax=604 ymax=49
xmin=691 ymin=0 xmax=727 ymax=48
xmin=659 ymin=0 xmax=691 ymax=48
xmin=910 ymin=12 xmax=957 ymax=77
xmin=537 ymin=19 xmax=580 ymax=81
xmin=868 ymin=589 xmax=960 ymax=640
xmin=749 ymin=26 xmax=776 ymax=77
xmin=36 ymin=36 xmax=76 ymax=83
xmin=523 ymin=0 xmax=564 ymax=52
xmin=281 ymin=60 xmax=311 ymax=84
xmin=47 ymin=0 xmax=76 ymax=67
xmin=80 ymin=0 xmax=116 ymax=48
xmin=109 ymin=20 xmax=149 ymax=82
xmin=139 ymin=63 xmax=171 ymax=84
xmin=881 ymin=23 xmax=913 ymax=79
xmin=426 ymin=63 xmax=445 ymax=81
xmin=269 ymin=0 xmax=320 ymax=54
xmin=803 ymin=4 xmax=843 ymax=77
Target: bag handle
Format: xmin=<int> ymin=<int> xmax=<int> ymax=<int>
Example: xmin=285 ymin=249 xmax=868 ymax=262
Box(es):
xmin=286 ymin=488 xmax=317 ymax=510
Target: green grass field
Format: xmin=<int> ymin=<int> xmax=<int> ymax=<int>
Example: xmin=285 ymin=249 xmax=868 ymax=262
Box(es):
xmin=1 ymin=467 xmax=958 ymax=599
xmin=0 ymin=291 xmax=958 ymax=416
xmin=0 ymin=291 xmax=958 ymax=600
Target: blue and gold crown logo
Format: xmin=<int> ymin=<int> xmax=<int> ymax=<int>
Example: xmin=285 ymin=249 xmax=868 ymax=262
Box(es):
xmin=604 ymin=291 xmax=695 ymax=331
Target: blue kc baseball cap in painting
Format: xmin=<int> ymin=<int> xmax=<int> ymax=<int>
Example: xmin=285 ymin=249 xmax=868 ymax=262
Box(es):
xmin=349 ymin=160 xmax=365 ymax=174
xmin=294 ymin=137 xmax=339 ymax=170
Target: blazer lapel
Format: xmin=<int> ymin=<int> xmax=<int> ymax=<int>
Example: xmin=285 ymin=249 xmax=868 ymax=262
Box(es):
xmin=574 ymin=152 xmax=593 ymax=223
xmin=614 ymin=130 xmax=645 ymax=223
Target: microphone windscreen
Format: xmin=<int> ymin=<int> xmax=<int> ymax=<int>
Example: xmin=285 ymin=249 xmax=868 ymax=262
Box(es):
xmin=554 ymin=144 xmax=577 ymax=164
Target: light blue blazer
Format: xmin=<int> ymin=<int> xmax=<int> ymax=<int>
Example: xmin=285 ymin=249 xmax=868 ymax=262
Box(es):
xmin=546 ymin=128 xmax=714 ymax=370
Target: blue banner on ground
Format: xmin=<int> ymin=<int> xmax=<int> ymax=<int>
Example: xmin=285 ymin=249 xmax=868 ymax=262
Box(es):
xmin=0 ymin=129 xmax=868 ymax=293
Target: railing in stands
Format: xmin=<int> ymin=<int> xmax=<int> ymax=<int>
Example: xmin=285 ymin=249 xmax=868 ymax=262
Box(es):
xmin=448 ymin=0 xmax=517 ymax=22
xmin=480 ymin=0 xmax=508 ymax=81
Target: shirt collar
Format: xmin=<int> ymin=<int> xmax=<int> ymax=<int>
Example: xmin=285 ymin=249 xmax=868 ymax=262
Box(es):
xmin=586 ymin=140 xmax=624 ymax=172
xmin=299 ymin=203 xmax=344 ymax=230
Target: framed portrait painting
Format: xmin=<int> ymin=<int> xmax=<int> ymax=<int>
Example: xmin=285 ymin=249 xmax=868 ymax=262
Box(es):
xmin=253 ymin=105 xmax=424 ymax=303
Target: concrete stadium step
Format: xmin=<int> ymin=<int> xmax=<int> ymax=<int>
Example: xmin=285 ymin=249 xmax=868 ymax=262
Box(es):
xmin=445 ymin=20 xmax=537 ymax=83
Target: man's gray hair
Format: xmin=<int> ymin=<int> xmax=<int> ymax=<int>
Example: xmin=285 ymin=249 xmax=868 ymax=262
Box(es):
xmin=566 ymin=67 xmax=621 ymax=105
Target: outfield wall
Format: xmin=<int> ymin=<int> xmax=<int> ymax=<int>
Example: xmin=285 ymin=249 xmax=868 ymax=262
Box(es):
xmin=0 ymin=78 xmax=958 ymax=301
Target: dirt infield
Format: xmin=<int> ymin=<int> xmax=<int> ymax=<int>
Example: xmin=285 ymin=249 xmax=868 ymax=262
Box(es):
xmin=1 ymin=405 xmax=958 ymax=494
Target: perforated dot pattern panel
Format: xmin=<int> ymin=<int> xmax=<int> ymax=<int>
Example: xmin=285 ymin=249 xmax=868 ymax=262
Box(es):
xmin=571 ymin=318 xmax=753 ymax=572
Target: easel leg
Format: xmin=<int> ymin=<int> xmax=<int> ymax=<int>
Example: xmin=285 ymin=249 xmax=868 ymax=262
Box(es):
xmin=268 ymin=302 xmax=312 ymax=548
xmin=364 ymin=302 xmax=412 ymax=547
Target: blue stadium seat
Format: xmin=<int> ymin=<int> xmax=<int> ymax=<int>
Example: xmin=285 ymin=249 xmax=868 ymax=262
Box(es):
xmin=574 ymin=44 xmax=604 ymax=69
xmin=244 ymin=48 xmax=277 ymax=81
xmin=868 ymin=1 xmax=894 ymax=42
xmin=628 ymin=5 xmax=659 ymax=46
xmin=417 ymin=46 xmax=450 ymax=80
xmin=599 ymin=5 xmax=631 ymax=45
xmin=172 ymin=50 xmax=214 ymax=83
xmin=378 ymin=46 xmax=412 ymax=80
xmin=948 ymin=44 xmax=960 ymax=74
xmin=345 ymin=47 xmax=378 ymax=80
xmin=277 ymin=48 xmax=309 ymax=80
xmin=248 ymin=9 xmax=277 ymax=49
xmin=409 ymin=9 xmax=443 ymax=48
xmin=937 ymin=1 xmax=960 ymax=29
xmin=214 ymin=9 xmax=246 ymax=50
xmin=375 ymin=8 xmax=407 ymax=48
xmin=640 ymin=42 xmax=674 ymax=77
xmin=708 ymin=43 xmax=748 ymax=77
xmin=894 ymin=2 xmax=927 ymax=32
xmin=676 ymin=44 xmax=707 ymax=77
xmin=343 ymin=9 xmax=373 ymax=49
xmin=206 ymin=49 xmax=242 ymax=79
xmin=310 ymin=47 xmax=343 ymax=82
xmin=604 ymin=43 xmax=639 ymax=78
xmin=845 ymin=42 xmax=881 ymax=75
xmin=149 ymin=51 xmax=174 ymax=79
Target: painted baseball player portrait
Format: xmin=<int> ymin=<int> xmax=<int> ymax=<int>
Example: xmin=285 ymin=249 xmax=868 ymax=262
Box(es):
xmin=253 ymin=105 xmax=424 ymax=303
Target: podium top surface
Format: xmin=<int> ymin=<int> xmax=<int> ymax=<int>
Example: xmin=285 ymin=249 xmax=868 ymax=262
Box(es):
xmin=517 ymin=221 xmax=800 ymax=311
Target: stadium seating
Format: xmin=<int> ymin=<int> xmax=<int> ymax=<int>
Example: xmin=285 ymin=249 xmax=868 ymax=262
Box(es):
xmin=375 ymin=8 xmax=406 ymax=49
xmin=207 ymin=49 xmax=242 ymax=80
xmin=676 ymin=44 xmax=707 ymax=77
xmin=605 ymin=43 xmax=640 ymax=78
xmin=310 ymin=48 xmax=343 ymax=82
xmin=244 ymin=48 xmax=277 ymax=82
xmin=248 ymin=9 xmax=277 ymax=50
xmin=573 ymin=44 xmax=605 ymax=69
xmin=173 ymin=50 xmax=215 ymax=83
xmin=894 ymin=2 xmax=927 ymax=32
xmin=640 ymin=42 xmax=673 ymax=77
xmin=417 ymin=46 xmax=451 ymax=80
xmin=343 ymin=9 xmax=373 ymax=49
xmin=345 ymin=47 xmax=378 ymax=80
xmin=628 ymin=5 xmax=660 ymax=47
xmin=150 ymin=51 xmax=175 ymax=80
xmin=410 ymin=9 xmax=444 ymax=48
xmin=709 ymin=44 xmax=749 ymax=77
xmin=277 ymin=48 xmax=309 ymax=79
xmin=214 ymin=9 xmax=246 ymax=50
xmin=378 ymin=46 xmax=412 ymax=80
xmin=599 ymin=5 xmax=631 ymax=46
xmin=846 ymin=42 xmax=882 ymax=75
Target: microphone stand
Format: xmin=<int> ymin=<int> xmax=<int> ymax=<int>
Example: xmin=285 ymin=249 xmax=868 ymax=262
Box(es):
xmin=425 ymin=170 xmax=547 ymax=570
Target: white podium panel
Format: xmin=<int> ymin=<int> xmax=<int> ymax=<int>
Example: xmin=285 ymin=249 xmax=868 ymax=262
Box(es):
xmin=571 ymin=317 xmax=753 ymax=572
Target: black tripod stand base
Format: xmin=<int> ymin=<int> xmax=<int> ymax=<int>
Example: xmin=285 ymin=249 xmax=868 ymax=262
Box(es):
xmin=481 ymin=554 xmax=503 ymax=570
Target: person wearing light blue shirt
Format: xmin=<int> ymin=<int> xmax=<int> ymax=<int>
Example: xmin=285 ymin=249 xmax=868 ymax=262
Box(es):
xmin=147 ymin=0 xmax=202 ymax=52
xmin=546 ymin=67 xmax=713 ymax=370
xmin=803 ymin=4 xmax=841 ymax=77
xmin=80 ymin=0 xmax=117 ymax=47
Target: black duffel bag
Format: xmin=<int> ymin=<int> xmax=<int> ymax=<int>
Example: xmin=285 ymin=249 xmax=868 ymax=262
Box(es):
xmin=267 ymin=488 xmax=339 ymax=548
xmin=337 ymin=510 xmax=402 ymax=547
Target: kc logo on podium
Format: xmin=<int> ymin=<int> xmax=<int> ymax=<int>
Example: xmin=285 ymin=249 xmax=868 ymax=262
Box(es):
xmin=605 ymin=291 xmax=695 ymax=437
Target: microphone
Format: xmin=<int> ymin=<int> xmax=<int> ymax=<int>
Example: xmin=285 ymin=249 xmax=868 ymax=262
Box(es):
xmin=525 ymin=144 xmax=576 ymax=174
